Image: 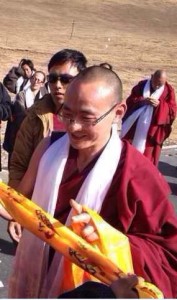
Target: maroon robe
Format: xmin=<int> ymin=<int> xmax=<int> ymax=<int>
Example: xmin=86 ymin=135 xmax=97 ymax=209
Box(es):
xmin=53 ymin=114 xmax=66 ymax=131
xmin=54 ymin=142 xmax=177 ymax=298
xmin=123 ymin=80 xmax=177 ymax=165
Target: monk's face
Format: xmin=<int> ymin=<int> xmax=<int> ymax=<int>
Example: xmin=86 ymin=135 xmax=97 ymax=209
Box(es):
xmin=151 ymin=73 xmax=167 ymax=90
xmin=62 ymin=80 xmax=125 ymax=152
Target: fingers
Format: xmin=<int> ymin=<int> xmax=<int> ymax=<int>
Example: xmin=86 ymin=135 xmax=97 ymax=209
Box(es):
xmin=72 ymin=217 xmax=99 ymax=242
xmin=71 ymin=212 xmax=92 ymax=239
xmin=83 ymin=230 xmax=99 ymax=242
xmin=126 ymin=274 xmax=139 ymax=287
xmin=82 ymin=224 xmax=99 ymax=242
xmin=110 ymin=274 xmax=139 ymax=298
xmin=13 ymin=225 xmax=22 ymax=243
xmin=70 ymin=199 xmax=82 ymax=214
xmin=8 ymin=221 xmax=22 ymax=243
xmin=70 ymin=199 xmax=99 ymax=243
xmin=73 ymin=222 xmax=98 ymax=242
xmin=70 ymin=199 xmax=91 ymax=225
xmin=82 ymin=224 xmax=95 ymax=237
xmin=72 ymin=212 xmax=91 ymax=224
xmin=111 ymin=274 xmax=138 ymax=290
xmin=148 ymin=98 xmax=159 ymax=106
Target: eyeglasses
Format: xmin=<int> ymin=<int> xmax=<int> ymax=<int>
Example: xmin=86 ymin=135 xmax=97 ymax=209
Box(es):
xmin=58 ymin=103 xmax=117 ymax=127
xmin=47 ymin=73 xmax=75 ymax=85
xmin=33 ymin=77 xmax=44 ymax=84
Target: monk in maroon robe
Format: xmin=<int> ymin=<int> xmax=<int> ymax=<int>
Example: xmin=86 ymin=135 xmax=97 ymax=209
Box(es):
xmin=122 ymin=70 xmax=176 ymax=166
xmin=53 ymin=141 xmax=176 ymax=298
xmin=9 ymin=65 xmax=177 ymax=298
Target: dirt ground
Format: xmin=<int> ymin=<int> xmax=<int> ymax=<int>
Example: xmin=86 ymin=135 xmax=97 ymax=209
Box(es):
xmin=0 ymin=0 xmax=177 ymax=143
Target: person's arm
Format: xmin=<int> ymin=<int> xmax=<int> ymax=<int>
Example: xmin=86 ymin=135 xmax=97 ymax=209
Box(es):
xmin=14 ymin=91 xmax=26 ymax=110
xmin=123 ymin=81 xmax=151 ymax=121
xmin=8 ymin=136 xmax=51 ymax=243
xmin=0 ymin=204 xmax=13 ymax=220
xmin=8 ymin=112 xmax=43 ymax=189
xmin=150 ymin=85 xmax=177 ymax=141
xmin=12 ymin=93 xmax=27 ymax=129
xmin=17 ymin=136 xmax=51 ymax=198
xmin=3 ymin=66 xmax=23 ymax=94
xmin=164 ymin=84 xmax=176 ymax=124
xmin=0 ymin=83 xmax=12 ymax=121
xmin=126 ymin=81 xmax=149 ymax=109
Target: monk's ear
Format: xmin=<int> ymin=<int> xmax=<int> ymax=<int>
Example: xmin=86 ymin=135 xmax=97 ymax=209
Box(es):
xmin=114 ymin=101 xmax=127 ymax=121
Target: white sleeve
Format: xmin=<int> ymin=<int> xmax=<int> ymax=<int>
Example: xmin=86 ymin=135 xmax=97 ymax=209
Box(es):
xmin=16 ymin=76 xmax=24 ymax=93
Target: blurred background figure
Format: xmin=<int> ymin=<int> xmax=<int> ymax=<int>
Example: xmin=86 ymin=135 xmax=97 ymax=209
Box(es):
xmin=3 ymin=58 xmax=35 ymax=94
xmin=3 ymin=71 xmax=46 ymax=167
xmin=0 ymin=82 xmax=12 ymax=171
xmin=121 ymin=70 xmax=177 ymax=166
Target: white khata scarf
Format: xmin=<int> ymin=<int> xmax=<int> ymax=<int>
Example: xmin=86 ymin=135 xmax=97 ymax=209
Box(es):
xmin=9 ymin=125 xmax=122 ymax=298
xmin=25 ymin=86 xmax=36 ymax=108
xmin=121 ymin=79 xmax=165 ymax=153
xmin=16 ymin=70 xmax=35 ymax=94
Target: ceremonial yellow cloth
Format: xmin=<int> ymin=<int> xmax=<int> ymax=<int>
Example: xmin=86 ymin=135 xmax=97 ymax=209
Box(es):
xmin=0 ymin=182 xmax=163 ymax=298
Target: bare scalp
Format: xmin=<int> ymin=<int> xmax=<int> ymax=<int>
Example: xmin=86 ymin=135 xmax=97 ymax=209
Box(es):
xmin=68 ymin=65 xmax=123 ymax=104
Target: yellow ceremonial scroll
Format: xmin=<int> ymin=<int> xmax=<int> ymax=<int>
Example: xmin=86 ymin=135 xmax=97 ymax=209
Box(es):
xmin=0 ymin=182 xmax=163 ymax=298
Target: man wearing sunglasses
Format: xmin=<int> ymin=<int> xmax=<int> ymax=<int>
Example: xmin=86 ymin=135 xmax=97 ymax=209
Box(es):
xmin=8 ymin=49 xmax=87 ymax=243
xmin=9 ymin=65 xmax=177 ymax=298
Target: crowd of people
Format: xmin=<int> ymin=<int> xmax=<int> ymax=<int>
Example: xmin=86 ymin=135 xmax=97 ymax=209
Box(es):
xmin=0 ymin=48 xmax=177 ymax=298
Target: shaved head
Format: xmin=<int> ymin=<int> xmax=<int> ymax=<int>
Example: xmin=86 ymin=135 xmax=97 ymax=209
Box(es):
xmin=68 ymin=65 xmax=123 ymax=104
xmin=151 ymin=69 xmax=167 ymax=90
xmin=153 ymin=69 xmax=167 ymax=79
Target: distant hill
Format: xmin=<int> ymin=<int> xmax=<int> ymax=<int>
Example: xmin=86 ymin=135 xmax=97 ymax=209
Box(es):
xmin=0 ymin=0 xmax=176 ymax=139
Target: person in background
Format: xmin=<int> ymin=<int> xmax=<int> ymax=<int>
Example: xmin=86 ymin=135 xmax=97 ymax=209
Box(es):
xmin=15 ymin=70 xmax=46 ymax=109
xmin=121 ymin=70 xmax=176 ymax=166
xmin=3 ymin=71 xmax=46 ymax=167
xmin=0 ymin=82 xmax=12 ymax=171
xmin=3 ymin=58 xmax=35 ymax=94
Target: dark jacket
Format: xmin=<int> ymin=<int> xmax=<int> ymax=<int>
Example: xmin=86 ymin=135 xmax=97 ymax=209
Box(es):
xmin=0 ymin=82 xmax=12 ymax=171
xmin=3 ymin=66 xmax=26 ymax=94
xmin=9 ymin=94 xmax=57 ymax=187
xmin=3 ymin=89 xmax=44 ymax=155
xmin=0 ymin=83 xmax=12 ymax=121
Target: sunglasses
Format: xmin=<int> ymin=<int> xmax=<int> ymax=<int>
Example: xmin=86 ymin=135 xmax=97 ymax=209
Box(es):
xmin=47 ymin=73 xmax=75 ymax=85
